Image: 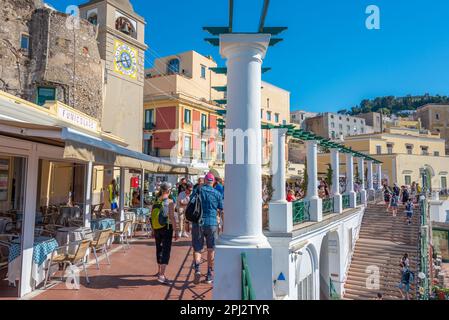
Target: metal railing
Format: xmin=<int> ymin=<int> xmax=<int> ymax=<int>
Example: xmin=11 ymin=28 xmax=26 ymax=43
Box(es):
xmin=329 ymin=277 xmax=340 ymax=300
xmin=356 ymin=192 xmax=361 ymax=206
xmin=292 ymin=200 xmax=310 ymax=225
xmin=241 ymin=252 xmax=255 ymax=300
xmin=417 ymin=196 xmax=430 ymax=300
xmin=342 ymin=194 xmax=350 ymax=209
xmin=322 ymin=198 xmax=334 ymax=216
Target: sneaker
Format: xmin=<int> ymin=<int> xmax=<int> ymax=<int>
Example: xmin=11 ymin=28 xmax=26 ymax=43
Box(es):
xmin=157 ymin=275 xmax=168 ymax=284
xmin=193 ymin=263 xmax=201 ymax=284
xmin=177 ymin=231 xmax=182 ymax=238
xmin=205 ymin=272 xmax=214 ymax=284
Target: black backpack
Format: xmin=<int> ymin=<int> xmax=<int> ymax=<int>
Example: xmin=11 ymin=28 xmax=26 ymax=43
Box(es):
xmin=185 ymin=188 xmax=203 ymax=223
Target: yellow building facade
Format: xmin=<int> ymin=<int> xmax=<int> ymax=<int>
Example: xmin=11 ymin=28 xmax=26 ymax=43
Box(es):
xmin=318 ymin=127 xmax=449 ymax=190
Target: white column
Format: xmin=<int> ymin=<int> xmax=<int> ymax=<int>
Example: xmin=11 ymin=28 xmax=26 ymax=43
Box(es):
xmin=306 ymin=140 xmax=322 ymax=221
xmin=345 ymin=154 xmax=357 ymax=208
xmin=84 ymin=161 xmax=93 ymax=228
xmin=269 ymin=128 xmax=292 ymax=233
xmin=367 ymin=160 xmax=375 ymax=193
xmin=119 ymin=167 xmax=126 ymax=230
xmin=376 ymin=163 xmax=383 ymax=190
xmin=331 ymin=149 xmax=342 ymax=213
xmin=357 ymin=157 xmax=367 ymax=205
xmin=140 ymin=169 xmax=145 ymax=209
xmin=214 ymin=33 xmax=273 ymax=300
xmin=19 ymin=146 xmax=39 ymax=297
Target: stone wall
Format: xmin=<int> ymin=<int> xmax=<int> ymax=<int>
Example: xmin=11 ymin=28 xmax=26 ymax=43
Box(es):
xmin=0 ymin=0 xmax=41 ymax=99
xmin=0 ymin=0 xmax=104 ymax=120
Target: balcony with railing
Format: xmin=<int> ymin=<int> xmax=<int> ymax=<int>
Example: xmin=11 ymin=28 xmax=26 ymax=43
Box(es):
xmin=292 ymin=199 xmax=310 ymax=225
xmin=342 ymin=194 xmax=350 ymax=209
xmin=322 ymin=198 xmax=334 ymax=216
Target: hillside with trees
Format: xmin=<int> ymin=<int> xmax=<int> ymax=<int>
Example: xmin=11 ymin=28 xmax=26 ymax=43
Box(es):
xmin=337 ymin=94 xmax=449 ymax=116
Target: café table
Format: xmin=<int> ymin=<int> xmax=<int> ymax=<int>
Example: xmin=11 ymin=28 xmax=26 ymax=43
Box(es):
xmin=91 ymin=218 xmax=116 ymax=232
xmin=55 ymin=227 xmax=93 ymax=255
xmin=7 ymin=236 xmax=59 ymax=288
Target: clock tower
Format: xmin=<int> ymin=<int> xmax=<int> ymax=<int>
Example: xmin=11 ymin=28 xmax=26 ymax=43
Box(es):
xmin=79 ymin=0 xmax=147 ymax=152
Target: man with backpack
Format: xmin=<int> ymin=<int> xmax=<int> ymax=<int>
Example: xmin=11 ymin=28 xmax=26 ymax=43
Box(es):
xmin=188 ymin=172 xmax=223 ymax=285
xmin=405 ymin=199 xmax=414 ymax=225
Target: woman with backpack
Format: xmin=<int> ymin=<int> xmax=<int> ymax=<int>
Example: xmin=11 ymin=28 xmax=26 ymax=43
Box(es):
xmin=390 ymin=193 xmax=399 ymax=217
xmin=150 ymin=182 xmax=178 ymax=284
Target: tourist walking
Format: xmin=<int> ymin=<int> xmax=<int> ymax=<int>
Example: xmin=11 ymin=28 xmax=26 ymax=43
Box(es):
xmin=401 ymin=185 xmax=410 ymax=206
xmin=150 ymin=182 xmax=178 ymax=284
xmin=398 ymin=265 xmax=414 ymax=300
xmin=178 ymin=177 xmax=187 ymax=194
xmin=286 ymin=190 xmax=296 ymax=202
xmin=393 ymin=183 xmax=400 ymax=198
xmin=405 ymin=199 xmax=414 ymax=225
xmin=176 ymin=182 xmax=193 ymax=238
xmin=384 ymin=185 xmax=392 ymax=212
xmin=191 ymin=173 xmax=223 ymax=285
xmin=390 ymin=192 xmax=399 ymax=217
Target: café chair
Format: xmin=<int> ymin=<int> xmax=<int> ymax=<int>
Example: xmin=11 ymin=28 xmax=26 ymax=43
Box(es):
xmin=90 ymin=228 xmax=112 ymax=269
xmin=113 ymin=220 xmax=132 ymax=253
xmin=44 ymin=239 xmax=92 ymax=289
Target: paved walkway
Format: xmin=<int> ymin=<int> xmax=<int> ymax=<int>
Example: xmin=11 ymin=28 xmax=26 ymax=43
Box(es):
xmin=12 ymin=234 xmax=212 ymax=300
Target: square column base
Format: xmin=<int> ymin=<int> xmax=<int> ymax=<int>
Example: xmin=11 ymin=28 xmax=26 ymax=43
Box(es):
xmin=360 ymin=190 xmax=367 ymax=205
xmin=307 ymin=197 xmax=322 ymax=222
xmin=333 ymin=194 xmax=343 ymax=213
xmin=348 ymin=191 xmax=357 ymax=208
xmin=269 ymin=201 xmax=293 ymax=233
xmin=213 ymin=243 xmax=273 ymax=300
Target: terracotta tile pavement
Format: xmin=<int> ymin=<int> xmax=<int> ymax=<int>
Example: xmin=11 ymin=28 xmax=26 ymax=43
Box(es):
xmin=28 ymin=234 xmax=213 ymax=300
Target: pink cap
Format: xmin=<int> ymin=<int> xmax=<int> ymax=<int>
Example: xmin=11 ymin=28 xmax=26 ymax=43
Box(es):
xmin=205 ymin=172 xmax=215 ymax=182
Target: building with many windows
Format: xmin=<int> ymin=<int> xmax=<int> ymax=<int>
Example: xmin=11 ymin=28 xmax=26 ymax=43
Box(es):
xmin=143 ymin=50 xmax=291 ymax=178
xmin=305 ymin=113 xmax=374 ymax=140
xmin=317 ymin=126 xmax=449 ymax=190
xmin=416 ymin=104 xmax=449 ymax=155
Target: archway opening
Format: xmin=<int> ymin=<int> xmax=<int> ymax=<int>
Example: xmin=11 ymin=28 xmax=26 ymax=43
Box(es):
xmin=296 ymin=246 xmax=316 ymax=300
xmin=319 ymin=231 xmax=341 ymax=300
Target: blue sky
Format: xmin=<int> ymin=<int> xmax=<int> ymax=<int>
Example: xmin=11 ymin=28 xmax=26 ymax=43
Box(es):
xmin=48 ymin=0 xmax=449 ymax=112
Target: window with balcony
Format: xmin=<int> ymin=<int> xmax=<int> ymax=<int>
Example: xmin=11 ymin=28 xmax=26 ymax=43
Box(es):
xmin=376 ymin=145 xmax=382 ymax=155
xmin=36 ymin=87 xmax=56 ymax=106
xmin=201 ymin=114 xmax=207 ymax=132
xmin=267 ymin=111 xmax=272 ymax=121
xmin=184 ymin=109 xmax=191 ymax=124
xmin=144 ymin=109 xmax=154 ymax=130
xmin=275 ymin=113 xmax=280 ymax=123
xmin=201 ymin=65 xmax=206 ymax=79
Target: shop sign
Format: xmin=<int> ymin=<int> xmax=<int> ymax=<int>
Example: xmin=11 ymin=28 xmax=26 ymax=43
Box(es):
xmin=57 ymin=105 xmax=98 ymax=132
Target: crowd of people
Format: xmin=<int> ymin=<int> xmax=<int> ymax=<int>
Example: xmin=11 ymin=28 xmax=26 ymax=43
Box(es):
xmin=141 ymin=173 xmax=225 ymax=286
xmin=383 ymin=182 xmax=422 ymax=224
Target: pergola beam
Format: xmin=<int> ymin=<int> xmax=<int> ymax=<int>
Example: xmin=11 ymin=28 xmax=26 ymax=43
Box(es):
xmin=258 ymin=0 xmax=271 ymax=33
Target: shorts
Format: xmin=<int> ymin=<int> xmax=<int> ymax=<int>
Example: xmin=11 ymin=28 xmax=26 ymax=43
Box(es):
xmin=192 ymin=224 xmax=217 ymax=252
xmin=398 ymin=282 xmax=410 ymax=293
xmin=406 ymin=211 xmax=413 ymax=218
xmin=111 ymin=202 xmax=118 ymax=210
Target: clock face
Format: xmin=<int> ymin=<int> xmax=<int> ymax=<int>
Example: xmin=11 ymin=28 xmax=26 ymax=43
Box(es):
xmin=113 ymin=40 xmax=138 ymax=78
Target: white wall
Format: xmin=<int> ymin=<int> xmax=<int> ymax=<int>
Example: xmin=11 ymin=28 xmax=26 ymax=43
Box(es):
xmin=267 ymin=206 xmax=365 ymax=300
xmin=429 ymin=199 xmax=449 ymax=223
